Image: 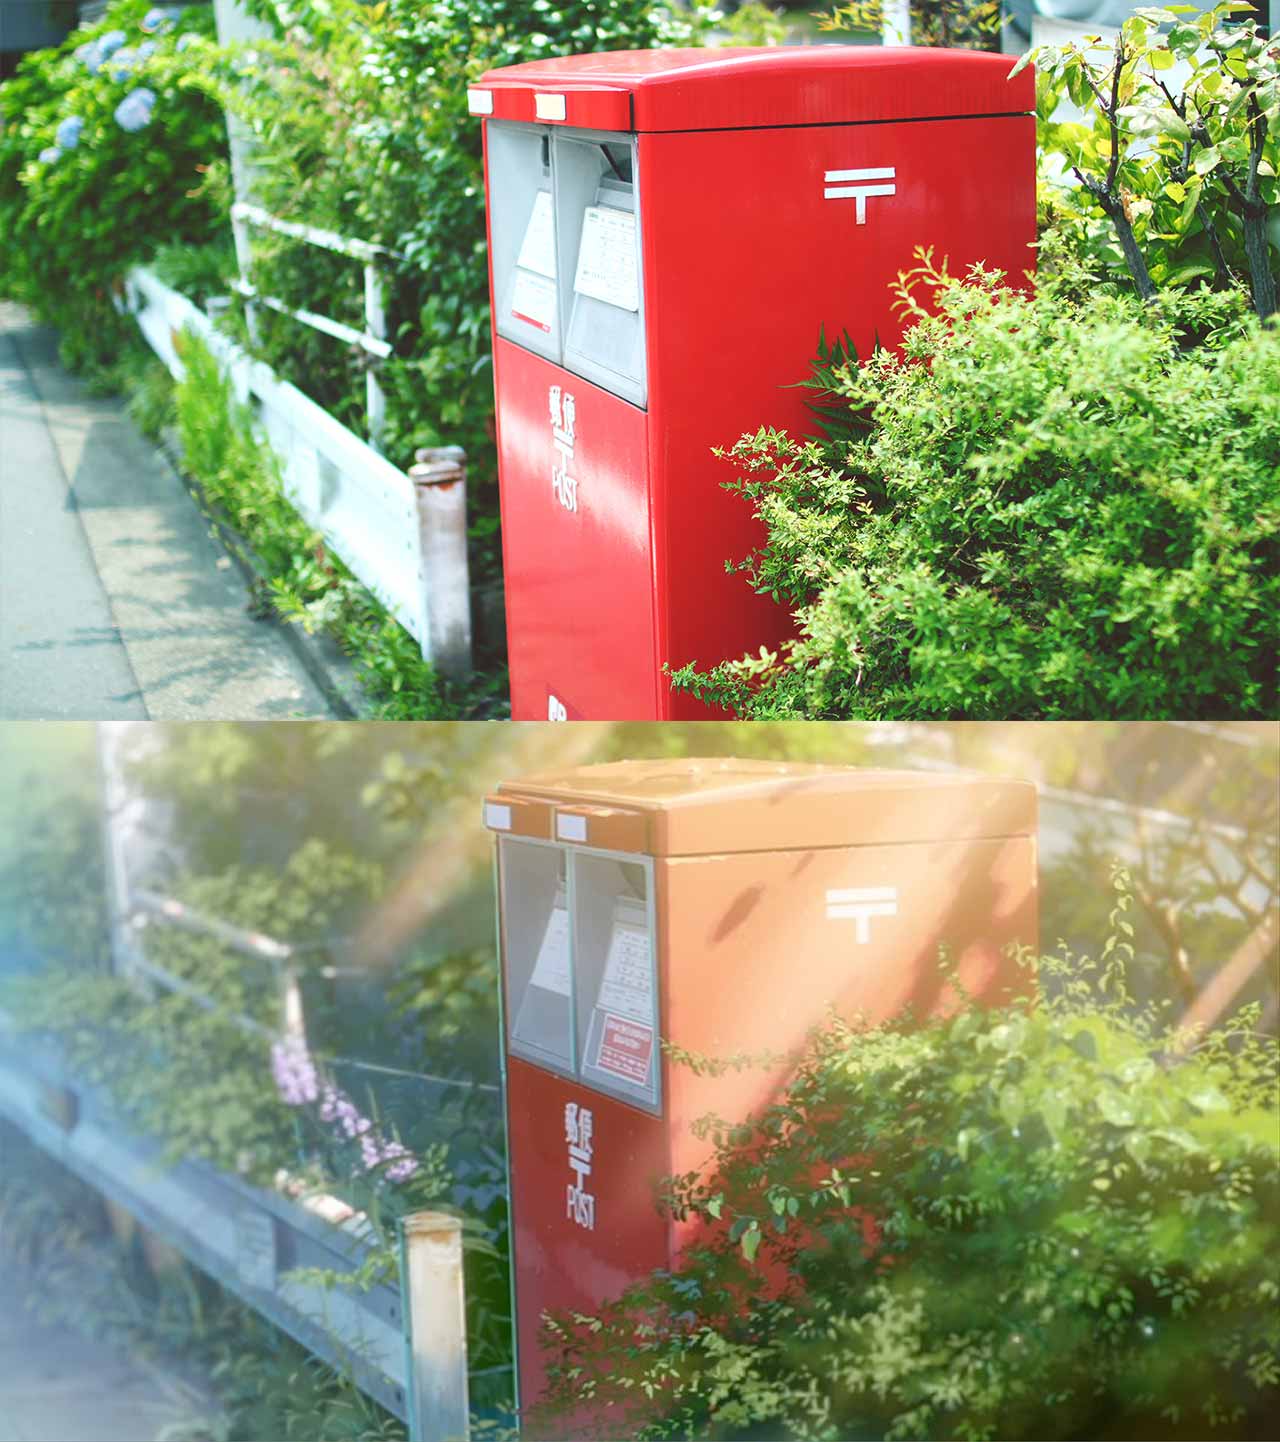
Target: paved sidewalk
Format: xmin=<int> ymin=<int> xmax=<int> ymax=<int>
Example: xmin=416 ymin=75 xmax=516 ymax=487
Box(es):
xmin=0 ymin=302 xmax=338 ymax=719
xmin=0 ymin=1254 xmax=212 ymax=1442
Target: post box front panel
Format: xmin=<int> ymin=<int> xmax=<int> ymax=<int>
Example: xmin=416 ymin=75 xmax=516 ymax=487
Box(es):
xmin=500 ymin=837 xmax=576 ymax=1077
xmin=505 ymin=1056 xmax=670 ymax=1417
xmin=488 ymin=122 xmax=562 ymax=365
xmin=657 ymin=834 xmax=1038 ymax=1182
xmin=639 ymin=114 xmax=1037 ymax=716
xmin=493 ymin=337 xmax=658 ymax=721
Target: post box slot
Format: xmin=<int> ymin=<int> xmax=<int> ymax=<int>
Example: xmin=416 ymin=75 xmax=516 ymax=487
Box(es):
xmin=571 ymin=854 xmax=660 ymax=1112
xmin=500 ymin=839 xmax=574 ymax=1075
xmin=554 ymin=132 xmax=647 ymax=408
xmin=489 ymin=123 xmax=561 ymax=363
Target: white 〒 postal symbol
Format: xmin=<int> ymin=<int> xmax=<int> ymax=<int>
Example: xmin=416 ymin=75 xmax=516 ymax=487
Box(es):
xmin=826 ymin=886 xmax=899 ymax=944
xmin=823 ymin=167 xmax=897 ymax=225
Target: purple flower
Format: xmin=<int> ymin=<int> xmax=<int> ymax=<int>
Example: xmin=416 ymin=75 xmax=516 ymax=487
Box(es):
xmin=290 ymin=1065 xmax=419 ymax=1185
xmin=114 ymin=89 xmax=156 ymax=133
xmin=55 ymin=116 xmax=83 ymax=150
xmin=380 ymin=1139 xmax=419 ymax=1183
xmin=38 ymin=146 xmax=62 ymax=165
xmin=270 ymin=1037 xmax=319 ymax=1106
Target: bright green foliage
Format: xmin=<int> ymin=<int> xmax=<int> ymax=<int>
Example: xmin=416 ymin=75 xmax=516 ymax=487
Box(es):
xmin=0 ymin=0 xmax=227 ymax=373
xmin=1029 ymin=3 xmax=1278 ymax=317
xmin=171 ymin=328 xmax=484 ymax=718
xmin=195 ymin=0 xmax=719 ymax=580
xmin=538 ymin=881 xmax=1280 ymax=1441
xmin=671 ymin=253 xmax=1279 ymax=720
xmin=820 ymin=0 xmax=1002 ymax=49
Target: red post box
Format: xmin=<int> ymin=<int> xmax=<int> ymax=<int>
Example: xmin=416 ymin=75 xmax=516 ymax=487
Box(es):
xmin=468 ymin=48 xmax=1036 ymax=720
xmin=482 ymin=759 xmax=1038 ymax=1418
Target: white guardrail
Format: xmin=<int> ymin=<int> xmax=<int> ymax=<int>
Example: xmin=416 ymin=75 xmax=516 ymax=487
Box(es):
xmin=124 ymin=266 xmax=473 ymax=681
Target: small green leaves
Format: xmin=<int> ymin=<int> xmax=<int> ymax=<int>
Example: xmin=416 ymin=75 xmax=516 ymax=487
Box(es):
xmin=1097 ymin=1090 xmax=1137 ymax=1128
xmin=740 ymin=1222 xmax=762 ymax=1264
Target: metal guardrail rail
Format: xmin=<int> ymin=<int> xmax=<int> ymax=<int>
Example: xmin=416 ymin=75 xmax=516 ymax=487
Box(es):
xmin=0 ymin=1021 xmax=413 ymax=1419
xmin=0 ymin=838 xmax=493 ymax=1442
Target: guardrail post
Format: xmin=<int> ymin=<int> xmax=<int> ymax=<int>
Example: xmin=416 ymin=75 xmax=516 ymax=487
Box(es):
xmin=363 ymin=262 xmax=388 ymax=454
xmin=410 ymin=447 xmax=474 ymax=683
xmin=399 ymin=1212 xmax=470 ymax=1442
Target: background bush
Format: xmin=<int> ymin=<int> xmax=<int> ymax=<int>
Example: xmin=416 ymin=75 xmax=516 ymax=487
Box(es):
xmin=539 ymin=880 xmax=1280 ymax=1441
xmin=673 ymin=253 xmax=1279 ymax=719
xmin=201 ymin=0 xmax=719 ymax=584
xmin=0 ymin=0 xmax=227 ymax=373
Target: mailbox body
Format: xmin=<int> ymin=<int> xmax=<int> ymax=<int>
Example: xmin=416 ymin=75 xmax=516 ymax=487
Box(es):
xmin=470 ymin=49 xmax=1036 ymax=720
xmin=483 ymin=759 xmax=1038 ymax=1416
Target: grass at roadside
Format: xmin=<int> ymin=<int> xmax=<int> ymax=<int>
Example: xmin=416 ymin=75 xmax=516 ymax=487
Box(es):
xmin=95 ymin=327 xmax=507 ymax=721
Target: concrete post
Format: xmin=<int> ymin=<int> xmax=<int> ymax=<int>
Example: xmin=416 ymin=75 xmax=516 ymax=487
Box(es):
xmin=410 ymin=447 xmax=474 ymax=682
xmin=399 ymin=1212 xmax=470 ymax=1442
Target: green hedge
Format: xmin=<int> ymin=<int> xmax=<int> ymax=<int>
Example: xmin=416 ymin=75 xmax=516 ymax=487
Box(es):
xmin=672 ymin=257 xmax=1279 ymax=720
xmin=538 ymin=879 xmax=1280 ymax=1441
xmin=0 ymin=0 xmax=226 ymax=372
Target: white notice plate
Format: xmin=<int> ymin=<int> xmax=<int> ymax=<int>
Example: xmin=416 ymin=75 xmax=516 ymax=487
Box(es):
xmin=517 ymin=190 xmax=556 ymax=280
xmin=510 ymin=268 xmax=556 ymax=334
xmin=573 ymin=205 xmax=639 ymax=313
xmin=528 ymin=898 xmax=571 ymax=997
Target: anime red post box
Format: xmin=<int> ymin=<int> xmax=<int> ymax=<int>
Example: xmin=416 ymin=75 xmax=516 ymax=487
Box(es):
xmin=468 ymin=49 xmax=1036 ymax=720
xmin=482 ymin=758 xmax=1038 ymax=1418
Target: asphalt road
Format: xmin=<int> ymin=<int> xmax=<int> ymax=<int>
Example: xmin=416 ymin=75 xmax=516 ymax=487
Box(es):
xmin=0 ymin=302 xmax=338 ymax=720
xmin=0 ymin=1251 xmax=213 ymax=1442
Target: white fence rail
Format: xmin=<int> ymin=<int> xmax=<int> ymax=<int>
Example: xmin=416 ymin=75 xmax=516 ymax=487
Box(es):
xmin=124 ymin=267 xmax=473 ymax=680
xmin=229 ymin=201 xmax=393 ymax=452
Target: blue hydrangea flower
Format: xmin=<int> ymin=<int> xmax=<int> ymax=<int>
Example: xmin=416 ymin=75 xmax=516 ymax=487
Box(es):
xmin=38 ymin=146 xmax=62 ymax=165
xmin=140 ymin=7 xmax=177 ymax=33
xmin=77 ymin=40 xmax=103 ymax=74
xmin=97 ymin=29 xmax=127 ymax=57
xmin=114 ymin=88 xmax=156 ymax=133
xmin=55 ymin=116 xmax=83 ymax=150
xmin=175 ymin=33 xmax=199 ymax=53
xmin=109 ymin=48 xmax=137 ymax=82
xmin=138 ymin=41 xmax=157 ymax=60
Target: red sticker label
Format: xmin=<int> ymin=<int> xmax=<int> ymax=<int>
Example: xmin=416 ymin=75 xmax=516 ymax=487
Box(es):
xmin=595 ymin=1014 xmax=653 ymax=1086
xmin=511 ymin=309 xmax=551 ymax=334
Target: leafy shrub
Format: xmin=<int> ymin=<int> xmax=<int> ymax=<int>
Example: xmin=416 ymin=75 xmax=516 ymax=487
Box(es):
xmin=1031 ymin=3 xmax=1278 ymax=318
xmin=671 ymin=253 xmax=1279 ymax=720
xmin=0 ymin=0 xmax=227 ymax=373
xmin=171 ymin=328 xmax=484 ymax=718
xmin=539 ymin=879 xmax=1280 ymax=1441
xmin=196 ymin=0 xmax=719 ymax=580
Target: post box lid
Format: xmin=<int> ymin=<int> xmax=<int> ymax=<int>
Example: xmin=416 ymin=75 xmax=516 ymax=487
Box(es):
xmin=468 ymin=46 xmax=1034 ymax=134
xmin=487 ymin=758 xmax=1035 ymax=857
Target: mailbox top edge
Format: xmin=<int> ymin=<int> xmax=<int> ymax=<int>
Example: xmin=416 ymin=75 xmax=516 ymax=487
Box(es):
xmin=487 ymin=760 xmax=1037 ymax=856
xmin=468 ymin=46 xmax=1035 ymax=135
